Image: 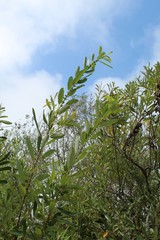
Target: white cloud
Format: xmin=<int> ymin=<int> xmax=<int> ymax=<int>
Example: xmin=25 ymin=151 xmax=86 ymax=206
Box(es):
xmin=0 ymin=0 xmax=134 ymax=122
xmin=0 ymin=0 xmax=133 ymax=71
xmin=1 ymin=71 xmax=62 ymax=122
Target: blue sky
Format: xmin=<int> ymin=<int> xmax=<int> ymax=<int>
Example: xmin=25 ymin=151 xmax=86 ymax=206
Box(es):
xmin=0 ymin=0 xmax=160 ymax=122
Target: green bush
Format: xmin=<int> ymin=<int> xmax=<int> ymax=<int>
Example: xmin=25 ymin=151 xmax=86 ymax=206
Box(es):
xmin=0 ymin=48 xmax=160 ymax=239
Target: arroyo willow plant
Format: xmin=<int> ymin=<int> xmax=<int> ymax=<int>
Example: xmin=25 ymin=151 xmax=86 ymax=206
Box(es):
xmin=0 ymin=47 xmax=112 ymax=239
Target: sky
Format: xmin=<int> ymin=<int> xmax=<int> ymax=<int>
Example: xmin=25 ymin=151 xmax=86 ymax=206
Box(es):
xmin=0 ymin=0 xmax=160 ymax=122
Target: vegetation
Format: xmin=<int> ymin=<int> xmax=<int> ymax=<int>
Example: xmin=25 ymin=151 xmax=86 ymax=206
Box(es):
xmin=0 ymin=47 xmax=160 ymax=239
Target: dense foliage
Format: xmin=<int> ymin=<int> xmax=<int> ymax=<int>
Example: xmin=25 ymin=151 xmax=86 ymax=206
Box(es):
xmin=0 ymin=48 xmax=160 ymax=239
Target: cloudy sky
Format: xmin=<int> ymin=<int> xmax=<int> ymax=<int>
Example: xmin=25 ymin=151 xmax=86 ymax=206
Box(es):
xmin=0 ymin=0 xmax=160 ymax=122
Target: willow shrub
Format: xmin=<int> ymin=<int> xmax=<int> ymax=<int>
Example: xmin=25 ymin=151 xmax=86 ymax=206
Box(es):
xmin=0 ymin=47 xmax=112 ymax=239
xmin=0 ymin=50 xmax=160 ymax=239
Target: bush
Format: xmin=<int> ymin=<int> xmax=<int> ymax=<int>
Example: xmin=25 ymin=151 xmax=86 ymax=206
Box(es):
xmin=0 ymin=49 xmax=160 ymax=239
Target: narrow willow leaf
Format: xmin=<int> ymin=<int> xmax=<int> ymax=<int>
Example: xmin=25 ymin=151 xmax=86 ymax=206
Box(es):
xmin=45 ymin=98 xmax=51 ymax=109
xmin=91 ymin=53 xmax=95 ymax=61
xmin=77 ymin=78 xmax=87 ymax=84
xmin=10 ymin=230 xmax=24 ymax=236
xmin=0 ymin=120 xmax=12 ymax=124
xmin=73 ymin=69 xmax=85 ymax=84
xmin=66 ymin=146 xmax=75 ymax=172
xmin=65 ymin=120 xmax=79 ymax=127
xmin=58 ymin=88 xmax=64 ymax=104
xmin=68 ymin=88 xmax=77 ymax=97
xmin=49 ymin=201 xmax=55 ymax=214
xmin=36 ymin=173 xmax=49 ymax=181
xmin=32 ymin=108 xmax=41 ymax=136
xmin=83 ymin=56 xmax=87 ymax=67
xmin=35 ymin=228 xmax=42 ymax=236
xmin=0 ymin=166 xmax=11 ymax=171
xmin=75 ymin=66 xmax=80 ymax=76
xmin=0 ymin=115 xmax=10 ymax=119
xmin=58 ymin=105 xmax=70 ymax=114
xmin=68 ymin=76 xmax=73 ymax=90
xmin=0 ymin=160 xmax=10 ymax=166
xmin=99 ymin=60 xmax=112 ymax=68
xmin=69 ymin=84 xmax=85 ymax=96
xmin=85 ymin=69 xmax=94 ymax=74
xmin=21 ymin=218 xmax=27 ymax=235
xmin=80 ymin=131 xmax=87 ymax=144
xmin=42 ymin=149 xmax=55 ymax=159
xmin=26 ymin=136 xmax=35 ymax=160
xmin=0 ymin=179 xmax=7 ymax=184
xmin=37 ymin=135 xmax=42 ymax=151
xmin=57 ymin=207 xmax=75 ymax=216
xmin=50 ymin=133 xmax=64 ymax=139
xmin=18 ymin=183 xmax=26 ymax=196
xmin=0 ymin=152 xmax=10 ymax=162
xmin=99 ymin=46 xmax=103 ymax=54
xmin=0 ymin=136 xmax=7 ymax=141
xmin=71 ymin=167 xmax=88 ymax=178
xmin=76 ymin=145 xmax=94 ymax=162
xmin=43 ymin=111 xmax=48 ymax=125
xmin=66 ymin=99 xmax=78 ymax=106
xmin=50 ymin=160 xmax=56 ymax=183
xmin=103 ymin=118 xmax=119 ymax=127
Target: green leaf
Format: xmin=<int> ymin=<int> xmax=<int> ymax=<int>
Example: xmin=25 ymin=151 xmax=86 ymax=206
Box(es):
xmin=71 ymin=167 xmax=88 ymax=178
xmin=66 ymin=99 xmax=78 ymax=106
xmin=68 ymin=76 xmax=74 ymax=90
xmin=50 ymin=133 xmax=64 ymax=139
xmin=36 ymin=173 xmax=49 ymax=181
xmin=49 ymin=200 xmax=55 ymax=213
xmin=76 ymin=145 xmax=94 ymax=162
xmin=75 ymin=66 xmax=80 ymax=76
xmin=0 ymin=166 xmax=11 ymax=171
xmin=58 ymin=87 xmax=65 ymax=104
xmin=10 ymin=230 xmax=24 ymax=236
xmin=42 ymin=149 xmax=55 ymax=159
xmin=77 ymin=78 xmax=87 ymax=84
xmin=103 ymin=118 xmax=119 ymax=127
xmin=91 ymin=53 xmax=95 ymax=61
xmin=0 ymin=136 xmax=7 ymax=141
xmin=84 ymin=56 xmax=87 ymax=67
xmin=68 ymin=88 xmax=77 ymax=97
xmin=32 ymin=108 xmax=41 ymax=136
xmin=35 ymin=227 xmax=42 ymax=236
xmin=18 ymin=183 xmax=26 ymax=196
xmin=65 ymin=146 xmax=75 ymax=172
xmin=43 ymin=111 xmax=48 ymax=125
xmin=37 ymin=134 xmax=42 ymax=151
xmin=64 ymin=120 xmax=80 ymax=127
xmin=99 ymin=60 xmax=112 ymax=68
xmin=99 ymin=46 xmax=103 ymax=55
xmin=26 ymin=136 xmax=35 ymax=160
xmin=21 ymin=218 xmax=27 ymax=235
xmin=75 ymin=84 xmax=85 ymax=92
xmin=85 ymin=69 xmax=94 ymax=74
xmin=0 ymin=152 xmax=10 ymax=162
xmin=45 ymin=98 xmax=52 ymax=110
xmin=0 ymin=120 xmax=12 ymax=125
xmin=0 ymin=180 xmax=7 ymax=184
xmin=0 ymin=160 xmax=10 ymax=166
xmin=58 ymin=105 xmax=70 ymax=114
xmin=74 ymin=69 xmax=85 ymax=84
